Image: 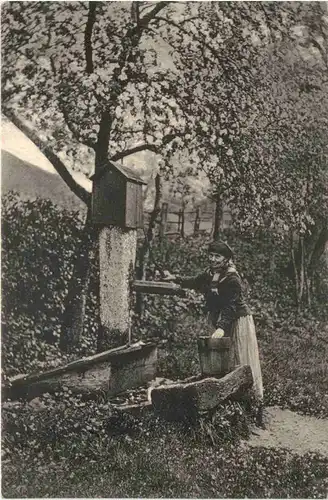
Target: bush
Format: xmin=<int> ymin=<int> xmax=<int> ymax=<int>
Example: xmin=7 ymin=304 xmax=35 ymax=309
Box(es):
xmin=1 ymin=193 xmax=98 ymax=376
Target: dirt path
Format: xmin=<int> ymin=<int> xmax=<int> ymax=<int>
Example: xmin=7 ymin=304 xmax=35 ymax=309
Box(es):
xmin=245 ymin=406 xmax=328 ymax=457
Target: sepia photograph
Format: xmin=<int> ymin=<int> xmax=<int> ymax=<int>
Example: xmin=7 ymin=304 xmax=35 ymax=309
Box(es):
xmin=1 ymin=1 xmax=328 ymax=498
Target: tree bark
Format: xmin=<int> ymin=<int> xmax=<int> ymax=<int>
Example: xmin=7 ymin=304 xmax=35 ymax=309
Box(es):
xmin=286 ymin=222 xmax=328 ymax=286
xmin=85 ymin=1 xmax=98 ymax=74
xmin=194 ymin=207 xmax=201 ymax=236
xmin=299 ymin=236 xmax=305 ymax=311
xmin=307 ymin=224 xmax=328 ymax=278
xmin=180 ymin=204 xmax=185 ymax=237
xmin=290 ymin=232 xmax=307 ymax=312
xmin=290 ymin=231 xmax=300 ymax=310
xmin=60 ymin=207 xmax=98 ymax=352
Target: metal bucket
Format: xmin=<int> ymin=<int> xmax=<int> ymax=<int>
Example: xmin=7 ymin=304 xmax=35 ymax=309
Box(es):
xmin=197 ymin=336 xmax=232 ymax=378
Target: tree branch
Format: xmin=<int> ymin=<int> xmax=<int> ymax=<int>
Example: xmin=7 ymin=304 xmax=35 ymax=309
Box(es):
xmin=139 ymin=2 xmax=169 ymax=27
xmin=85 ymin=1 xmax=98 ymax=74
xmin=110 ymin=131 xmax=186 ymax=161
xmin=58 ymin=95 xmax=96 ymax=150
xmin=110 ymin=143 xmax=157 ymax=161
xmin=154 ymin=16 xmax=252 ymax=91
xmin=94 ymin=2 xmax=169 ymax=168
xmin=4 ymin=111 xmax=91 ymax=206
xmin=95 ymin=109 xmax=113 ymax=169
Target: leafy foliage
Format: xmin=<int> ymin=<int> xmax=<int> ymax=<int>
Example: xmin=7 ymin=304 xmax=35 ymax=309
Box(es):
xmin=0 ymin=2 xmax=273 ymax=163
xmin=3 ymin=1 xmax=326 ymax=204
xmin=1 ymin=193 xmax=98 ymax=376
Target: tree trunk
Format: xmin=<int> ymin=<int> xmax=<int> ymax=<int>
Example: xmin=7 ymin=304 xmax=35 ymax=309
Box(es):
xmin=60 ymin=208 xmax=98 ymax=352
xmin=213 ymin=192 xmax=223 ymax=240
xmin=290 ymin=232 xmax=306 ymax=312
xmin=194 ymin=207 xmax=201 ymax=236
xmin=290 ymin=232 xmax=300 ymax=311
xmin=307 ymin=224 xmax=328 ymax=279
xmin=159 ymin=203 xmax=168 ymax=242
xmin=285 ymin=222 xmax=328 ymax=282
xmin=299 ymin=236 xmax=305 ymax=311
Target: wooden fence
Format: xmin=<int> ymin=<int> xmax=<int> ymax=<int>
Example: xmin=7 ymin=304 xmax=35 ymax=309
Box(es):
xmin=144 ymin=203 xmax=232 ymax=238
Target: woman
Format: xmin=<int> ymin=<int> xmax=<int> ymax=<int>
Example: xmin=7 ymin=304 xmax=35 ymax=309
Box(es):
xmin=165 ymin=240 xmax=264 ymax=403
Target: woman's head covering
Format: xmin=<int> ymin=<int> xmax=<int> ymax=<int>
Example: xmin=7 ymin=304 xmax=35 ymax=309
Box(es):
xmin=208 ymin=240 xmax=234 ymax=260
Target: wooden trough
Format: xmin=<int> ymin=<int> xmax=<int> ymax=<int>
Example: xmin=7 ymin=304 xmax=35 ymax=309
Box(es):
xmin=3 ymin=342 xmax=157 ymax=401
xmin=151 ymin=365 xmax=254 ymax=422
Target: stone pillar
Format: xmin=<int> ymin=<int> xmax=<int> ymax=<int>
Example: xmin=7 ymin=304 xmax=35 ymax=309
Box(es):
xmin=98 ymin=226 xmax=137 ymax=350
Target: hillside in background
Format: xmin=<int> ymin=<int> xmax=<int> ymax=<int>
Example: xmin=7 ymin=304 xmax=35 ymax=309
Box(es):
xmin=1 ymin=150 xmax=88 ymax=214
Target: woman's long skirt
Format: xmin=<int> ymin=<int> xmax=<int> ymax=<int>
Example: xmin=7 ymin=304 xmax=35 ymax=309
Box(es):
xmin=230 ymin=315 xmax=264 ymax=400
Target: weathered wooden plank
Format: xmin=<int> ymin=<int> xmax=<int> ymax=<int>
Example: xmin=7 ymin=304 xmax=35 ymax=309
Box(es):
xmin=133 ymin=280 xmax=186 ymax=296
xmin=26 ymin=362 xmax=112 ymax=400
xmin=7 ymin=343 xmax=151 ymax=386
xmin=4 ymin=342 xmax=157 ymax=401
xmin=197 ymin=336 xmax=232 ymax=377
xmin=109 ymin=344 xmax=158 ymax=395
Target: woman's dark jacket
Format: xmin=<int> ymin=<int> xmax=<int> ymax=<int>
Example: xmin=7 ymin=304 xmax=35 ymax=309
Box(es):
xmin=178 ymin=269 xmax=250 ymax=336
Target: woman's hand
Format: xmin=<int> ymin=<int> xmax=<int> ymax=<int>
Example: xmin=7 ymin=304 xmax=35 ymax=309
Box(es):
xmin=211 ymin=328 xmax=225 ymax=338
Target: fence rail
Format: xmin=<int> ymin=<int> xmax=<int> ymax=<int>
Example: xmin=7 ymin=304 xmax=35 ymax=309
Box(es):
xmin=144 ymin=203 xmax=231 ymax=237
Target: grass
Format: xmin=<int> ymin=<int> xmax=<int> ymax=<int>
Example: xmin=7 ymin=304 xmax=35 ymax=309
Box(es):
xmin=3 ymin=427 xmax=328 ymax=498
xmin=258 ymin=316 xmax=328 ymax=418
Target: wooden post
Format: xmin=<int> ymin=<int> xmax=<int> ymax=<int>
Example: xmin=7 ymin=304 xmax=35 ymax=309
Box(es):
xmin=178 ymin=208 xmax=185 ymax=236
xmin=90 ymin=161 xmax=147 ymax=351
xmin=180 ymin=207 xmax=185 ymax=237
xmin=159 ymin=202 xmax=168 ymax=241
xmin=98 ymin=226 xmax=137 ymax=350
xmin=194 ymin=207 xmax=201 ymax=236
